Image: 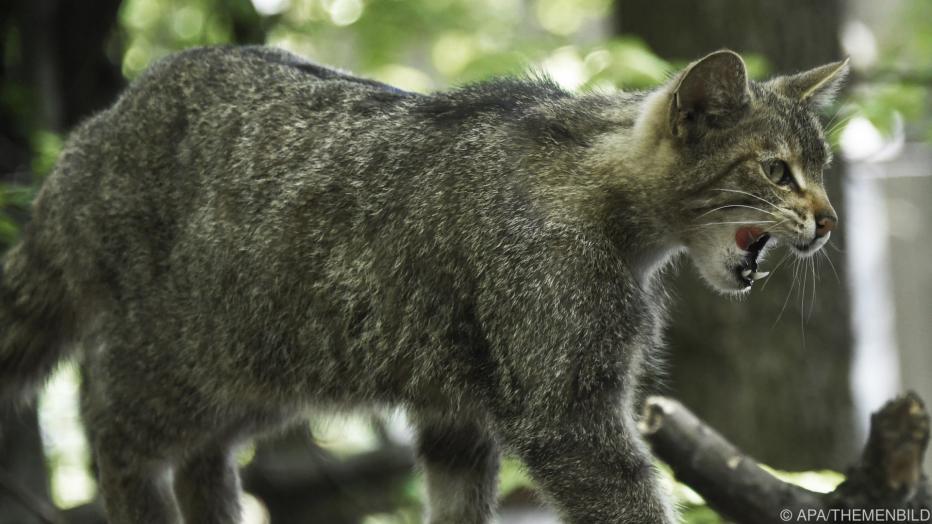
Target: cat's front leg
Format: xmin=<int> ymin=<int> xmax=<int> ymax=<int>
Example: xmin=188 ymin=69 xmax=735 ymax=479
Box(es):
xmin=498 ymin=410 xmax=677 ymax=524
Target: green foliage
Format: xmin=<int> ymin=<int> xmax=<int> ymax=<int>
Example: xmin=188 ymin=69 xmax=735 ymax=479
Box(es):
xmin=499 ymin=457 xmax=535 ymax=495
xmin=846 ymin=0 xmax=932 ymax=142
xmin=0 ymin=82 xmax=32 ymax=135
xmin=0 ymin=130 xmax=60 ymax=246
xmin=768 ymin=468 xmax=845 ymax=494
xmin=582 ymin=38 xmax=671 ymax=89
xmin=681 ymin=505 xmax=725 ymax=524
xmin=0 ymin=184 xmax=31 ymax=245
xmin=119 ymin=0 xmax=668 ymax=92
xmin=879 ymin=0 xmax=932 ymax=73
xmin=851 ymin=82 xmax=927 ymax=137
xmin=0 ymin=212 xmax=20 ymax=245
xmin=31 ymin=130 xmax=64 ymax=178
xmin=120 ymin=0 xmax=248 ymax=77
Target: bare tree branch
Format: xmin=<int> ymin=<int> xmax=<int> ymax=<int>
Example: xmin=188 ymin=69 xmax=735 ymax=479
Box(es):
xmin=642 ymin=392 xmax=932 ymax=524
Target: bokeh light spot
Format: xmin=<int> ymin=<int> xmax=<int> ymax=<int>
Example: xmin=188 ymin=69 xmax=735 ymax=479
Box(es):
xmin=326 ymin=0 xmax=364 ymax=26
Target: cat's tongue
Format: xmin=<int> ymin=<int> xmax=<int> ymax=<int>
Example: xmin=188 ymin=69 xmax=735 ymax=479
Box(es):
xmin=735 ymin=227 xmax=766 ymax=251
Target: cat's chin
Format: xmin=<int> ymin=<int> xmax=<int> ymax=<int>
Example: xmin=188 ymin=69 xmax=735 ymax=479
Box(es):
xmin=789 ymin=232 xmax=830 ymax=258
xmin=687 ymin=235 xmax=775 ymax=296
xmin=696 ymin=265 xmax=756 ymax=296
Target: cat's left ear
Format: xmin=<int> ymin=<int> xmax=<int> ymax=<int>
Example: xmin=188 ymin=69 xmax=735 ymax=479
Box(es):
xmin=771 ymin=58 xmax=850 ymax=110
xmin=668 ymin=50 xmax=752 ymax=138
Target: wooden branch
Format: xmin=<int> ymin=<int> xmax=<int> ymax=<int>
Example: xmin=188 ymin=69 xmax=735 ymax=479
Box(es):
xmin=240 ymin=441 xmax=415 ymax=523
xmin=826 ymin=392 xmax=932 ymax=511
xmin=642 ymin=392 xmax=932 ymax=524
xmin=640 ymin=396 xmax=822 ymax=524
xmin=241 ymin=442 xmax=414 ymax=495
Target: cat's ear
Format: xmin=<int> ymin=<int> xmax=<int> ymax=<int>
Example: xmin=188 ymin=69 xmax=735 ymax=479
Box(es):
xmin=669 ymin=50 xmax=751 ymax=137
xmin=771 ymin=58 xmax=849 ymax=110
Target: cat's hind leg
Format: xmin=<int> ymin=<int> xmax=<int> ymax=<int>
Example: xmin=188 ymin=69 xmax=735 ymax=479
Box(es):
xmin=91 ymin=404 xmax=255 ymax=524
xmin=412 ymin=415 xmax=500 ymax=524
xmin=92 ymin=431 xmax=182 ymax=524
xmin=173 ymin=411 xmax=289 ymax=524
xmin=83 ymin=348 xmax=237 ymax=524
xmin=174 ymin=447 xmax=242 ymax=524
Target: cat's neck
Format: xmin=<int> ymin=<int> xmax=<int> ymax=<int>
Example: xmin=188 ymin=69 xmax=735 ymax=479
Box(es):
xmin=530 ymin=88 xmax=686 ymax=288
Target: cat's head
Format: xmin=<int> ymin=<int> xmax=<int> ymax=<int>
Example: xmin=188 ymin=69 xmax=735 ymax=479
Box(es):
xmin=651 ymin=50 xmax=848 ymax=295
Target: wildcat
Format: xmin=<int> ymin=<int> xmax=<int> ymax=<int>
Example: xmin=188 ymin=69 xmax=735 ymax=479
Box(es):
xmin=0 ymin=46 xmax=845 ymax=523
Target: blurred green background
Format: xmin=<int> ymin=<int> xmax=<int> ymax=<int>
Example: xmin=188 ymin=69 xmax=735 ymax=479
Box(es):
xmin=1 ymin=0 xmax=930 ymax=522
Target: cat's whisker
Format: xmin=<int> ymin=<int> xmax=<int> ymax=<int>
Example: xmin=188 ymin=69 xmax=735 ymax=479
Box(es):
xmin=772 ymin=258 xmax=800 ymax=329
xmin=826 ymin=110 xmax=851 ymax=130
xmin=823 ymin=104 xmax=846 ymax=133
xmin=711 ymin=188 xmax=789 ymax=214
xmin=760 ymin=250 xmax=793 ymax=291
xmin=695 ymin=204 xmax=779 ymax=219
xmin=826 ymin=113 xmax=858 ymax=137
xmin=763 ymin=186 xmax=801 ymax=217
xmin=689 ymin=220 xmax=777 ymax=228
xmin=763 ymin=219 xmax=790 ymax=234
xmin=824 ymin=105 xmax=855 ymax=136
xmin=819 ymin=249 xmax=841 ymax=284
xmin=799 ymin=257 xmax=808 ymax=349
xmin=808 ymin=257 xmax=818 ymax=320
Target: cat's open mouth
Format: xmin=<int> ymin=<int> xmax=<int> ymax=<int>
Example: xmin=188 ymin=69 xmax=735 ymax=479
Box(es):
xmin=733 ymin=227 xmax=771 ymax=288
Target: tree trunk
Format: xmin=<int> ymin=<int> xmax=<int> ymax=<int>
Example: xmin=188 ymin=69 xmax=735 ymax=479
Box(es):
xmin=614 ymin=0 xmax=858 ymax=470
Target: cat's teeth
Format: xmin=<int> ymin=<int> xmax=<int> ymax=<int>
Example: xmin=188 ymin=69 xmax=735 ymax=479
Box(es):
xmin=751 ymin=271 xmax=770 ymax=280
xmin=741 ymin=269 xmax=752 ymax=278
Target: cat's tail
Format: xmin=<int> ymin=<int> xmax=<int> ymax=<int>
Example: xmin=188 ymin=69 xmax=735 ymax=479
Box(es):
xmin=0 ymin=227 xmax=73 ymax=404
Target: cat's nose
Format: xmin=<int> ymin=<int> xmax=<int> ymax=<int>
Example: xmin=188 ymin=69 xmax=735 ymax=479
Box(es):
xmin=815 ymin=212 xmax=837 ymax=237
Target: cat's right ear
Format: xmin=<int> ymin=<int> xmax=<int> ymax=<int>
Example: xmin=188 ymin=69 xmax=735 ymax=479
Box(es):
xmin=770 ymin=59 xmax=849 ymax=110
xmin=668 ymin=50 xmax=751 ymax=138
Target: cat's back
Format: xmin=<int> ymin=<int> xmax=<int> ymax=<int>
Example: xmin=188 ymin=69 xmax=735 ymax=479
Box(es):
xmin=52 ymin=45 xmax=412 ymax=205
xmin=124 ymin=45 xmax=406 ymax=113
xmin=56 ymin=45 xmax=410 ymax=187
xmin=32 ymin=47 xmax=413 ymax=300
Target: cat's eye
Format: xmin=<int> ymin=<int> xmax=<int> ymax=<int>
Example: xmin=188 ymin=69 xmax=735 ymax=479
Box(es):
xmin=762 ymin=160 xmax=795 ymax=188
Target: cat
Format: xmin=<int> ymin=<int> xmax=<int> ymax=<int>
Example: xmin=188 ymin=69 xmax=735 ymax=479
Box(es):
xmin=0 ymin=46 xmax=845 ymax=523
